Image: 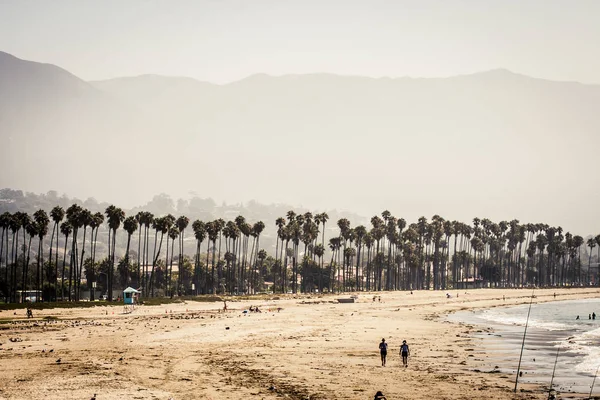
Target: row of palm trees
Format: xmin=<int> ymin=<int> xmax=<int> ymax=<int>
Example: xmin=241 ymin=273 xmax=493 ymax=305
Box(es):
xmin=1 ymin=205 xmax=599 ymax=303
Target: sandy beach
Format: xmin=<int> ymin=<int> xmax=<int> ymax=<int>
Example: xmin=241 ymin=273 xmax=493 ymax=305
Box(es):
xmin=1 ymin=288 xmax=599 ymax=400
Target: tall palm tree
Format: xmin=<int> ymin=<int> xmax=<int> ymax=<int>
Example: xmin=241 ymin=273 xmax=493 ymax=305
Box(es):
xmin=205 ymin=221 xmax=219 ymax=294
xmin=33 ymin=210 xmax=49 ymax=300
xmin=59 ymin=221 xmax=72 ymax=301
xmin=0 ymin=212 xmax=10 ymax=301
xmin=175 ymin=216 xmax=189 ymax=294
xmin=88 ymin=212 xmax=104 ymax=300
xmin=191 ymin=220 xmax=206 ymax=294
xmin=167 ymin=226 xmax=179 ymax=296
xmin=75 ymin=209 xmax=93 ymax=300
xmin=354 ymin=225 xmax=367 ymax=291
xmin=250 ymin=221 xmax=265 ymax=293
xmin=587 ymin=237 xmax=597 ymax=285
xmin=21 ymin=218 xmax=38 ymax=302
xmin=8 ymin=213 xmax=23 ymax=302
xmin=123 ymin=216 xmax=138 ymax=287
xmin=149 ymin=216 xmax=170 ymax=296
xmin=65 ymin=205 xmax=83 ymax=301
xmin=49 ymin=206 xmax=65 ymax=300
xmin=105 ymin=205 xmax=125 ymax=300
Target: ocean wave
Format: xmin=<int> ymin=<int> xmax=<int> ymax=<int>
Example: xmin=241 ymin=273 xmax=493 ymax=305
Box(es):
xmin=477 ymin=309 xmax=574 ymax=331
xmin=559 ymin=327 xmax=600 ymax=374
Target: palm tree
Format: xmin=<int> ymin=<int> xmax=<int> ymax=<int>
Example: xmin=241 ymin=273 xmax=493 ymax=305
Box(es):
xmin=8 ymin=213 xmax=23 ymax=302
xmin=88 ymin=212 xmax=104 ymax=300
xmin=0 ymin=212 xmax=10 ymax=301
xmin=123 ymin=216 xmax=138 ymax=287
xmin=191 ymin=220 xmax=206 ymax=294
xmin=354 ymin=225 xmax=367 ymax=291
xmin=587 ymin=237 xmax=597 ymax=285
xmin=317 ymin=213 xmax=329 ymax=291
xmin=175 ymin=216 xmax=189 ymax=294
xmin=65 ymin=204 xmax=83 ymax=301
xmin=33 ymin=210 xmax=49 ymax=300
xmin=76 ymin=209 xmax=92 ymax=300
xmin=250 ymin=221 xmax=265 ymax=293
xmin=59 ymin=221 xmax=72 ymax=301
xmin=275 ymin=217 xmax=286 ymax=292
xmin=21 ymin=218 xmax=38 ymax=302
xmin=105 ymin=205 xmax=125 ymax=300
xmin=149 ymin=216 xmax=170 ymax=296
xmin=167 ymin=226 xmax=179 ymax=296
xmin=205 ymin=221 xmax=219 ymax=294
xmin=141 ymin=212 xmax=154 ymax=294
xmin=48 ymin=206 xmax=65 ymax=300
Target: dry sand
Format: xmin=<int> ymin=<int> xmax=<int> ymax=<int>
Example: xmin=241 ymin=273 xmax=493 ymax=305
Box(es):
xmin=1 ymin=288 xmax=599 ymax=400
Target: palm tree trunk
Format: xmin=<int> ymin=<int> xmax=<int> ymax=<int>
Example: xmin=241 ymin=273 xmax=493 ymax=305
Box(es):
xmin=77 ymin=226 xmax=87 ymax=300
xmin=137 ymin=226 xmax=142 ymax=288
xmin=61 ymin=235 xmax=68 ymax=301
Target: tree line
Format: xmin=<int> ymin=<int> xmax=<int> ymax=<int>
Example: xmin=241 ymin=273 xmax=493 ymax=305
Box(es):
xmin=0 ymin=205 xmax=599 ymax=303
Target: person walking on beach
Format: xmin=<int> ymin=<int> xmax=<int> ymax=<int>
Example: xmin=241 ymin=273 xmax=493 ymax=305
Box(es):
xmin=593 ymin=312 xmax=596 ymax=320
xmin=379 ymin=338 xmax=388 ymax=367
xmin=400 ymin=340 xmax=410 ymax=367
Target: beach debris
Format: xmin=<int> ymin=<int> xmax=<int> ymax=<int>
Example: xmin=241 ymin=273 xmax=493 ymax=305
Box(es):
xmin=226 ymin=327 xmax=230 ymax=330
xmin=55 ymin=358 xmax=61 ymax=363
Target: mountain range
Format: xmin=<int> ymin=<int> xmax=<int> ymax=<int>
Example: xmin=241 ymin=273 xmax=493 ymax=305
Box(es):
xmin=1 ymin=50 xmax=599 ymax=234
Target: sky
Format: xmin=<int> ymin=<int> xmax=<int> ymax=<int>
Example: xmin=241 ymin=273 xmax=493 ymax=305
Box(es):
xmin=1 ymin=0 xmax=599 ymax=84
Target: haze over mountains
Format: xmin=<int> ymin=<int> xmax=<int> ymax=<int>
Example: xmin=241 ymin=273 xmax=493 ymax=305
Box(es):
xmin=1 ymin=51 xmax=599 ymax=234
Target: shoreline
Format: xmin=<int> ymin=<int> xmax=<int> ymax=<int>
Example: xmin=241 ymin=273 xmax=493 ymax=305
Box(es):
xmin=1 ymin=288 xmax=600 ymax=399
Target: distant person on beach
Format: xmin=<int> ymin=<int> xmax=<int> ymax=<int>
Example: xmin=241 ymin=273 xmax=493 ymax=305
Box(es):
xmin=223 ymin=301 xmax=227 ymax=312
xmin=379 ymin=338 xmax=388 ymax=366
xmin=374 ymin=390 xmax=387 ymax=400
xmin=590 ymin=314 xmax=592 ymax=320
xmin=593 ymin=312 xmax=596 ymax=320
xmin=553 ymin=292 xmax=556 ymax=299
xmin=400 ymin=340 xmax=410 ymax=367
xmin=576 ymin=315 xmax=580 ymax=320
xmin=26 ymin=308 xmax=33 ymax=318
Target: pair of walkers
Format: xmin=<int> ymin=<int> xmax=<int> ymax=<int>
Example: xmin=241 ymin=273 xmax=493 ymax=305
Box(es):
xmin=379 ymin=338 xmax=410 ymax=367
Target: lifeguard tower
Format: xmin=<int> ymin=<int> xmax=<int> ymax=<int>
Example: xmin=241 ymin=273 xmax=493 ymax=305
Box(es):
xmin=122 ymin=287 xmax=140 ymax=313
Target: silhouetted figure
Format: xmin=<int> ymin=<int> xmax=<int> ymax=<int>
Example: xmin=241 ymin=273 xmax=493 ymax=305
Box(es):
xmin=400 ymin=340 xmax=410 ymax=367
xmin=379 ymin=338 xmax=388 ymax=367
xmin=374 ymin=390 xmax=387 ymax=400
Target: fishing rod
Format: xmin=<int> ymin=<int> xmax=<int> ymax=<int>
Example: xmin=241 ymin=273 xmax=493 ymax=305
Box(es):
xmin=548 ymin=343 xmax=561 ymax=400
xmin=514 ymin=288 xmax=535 ymax=393
xmin=589 ymin=365 xmax=600 ymax=399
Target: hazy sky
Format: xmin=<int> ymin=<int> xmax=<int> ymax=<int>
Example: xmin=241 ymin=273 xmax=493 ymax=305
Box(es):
xmin=1 ymin=0 xmax=599 ymax=84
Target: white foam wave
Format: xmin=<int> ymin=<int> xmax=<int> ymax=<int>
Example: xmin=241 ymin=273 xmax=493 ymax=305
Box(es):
xmin=478 ymin=309 xmax=573 ymax=331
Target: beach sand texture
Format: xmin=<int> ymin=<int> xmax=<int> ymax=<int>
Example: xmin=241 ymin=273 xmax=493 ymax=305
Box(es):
xmin=1 ymin=288 xmax=598 ymax=400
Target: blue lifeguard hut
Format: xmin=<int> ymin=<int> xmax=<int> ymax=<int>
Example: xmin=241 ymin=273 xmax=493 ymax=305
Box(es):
xmin=122 ymin=287 xmax=140 ymax=305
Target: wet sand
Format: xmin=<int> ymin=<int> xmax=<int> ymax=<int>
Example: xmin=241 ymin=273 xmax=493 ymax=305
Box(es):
xmin=1 ymin=288 xmax=599 ymax=400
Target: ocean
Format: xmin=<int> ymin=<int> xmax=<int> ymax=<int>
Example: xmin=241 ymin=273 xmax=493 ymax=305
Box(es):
xmin=449 ymin=297 xmax=600 ymax=396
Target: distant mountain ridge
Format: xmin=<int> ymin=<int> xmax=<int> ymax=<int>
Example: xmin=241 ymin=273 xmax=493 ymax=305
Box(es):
xmin=1 ymin=50 xmax=599 ymax=235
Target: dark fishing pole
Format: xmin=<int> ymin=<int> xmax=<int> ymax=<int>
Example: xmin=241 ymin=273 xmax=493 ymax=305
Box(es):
xmin=548 ymin=343 xmax=561 ymax=400
xmin=514 ymin=289 xmax=535 ymax=393
xmin=589 ymin=365 xmax=600 ymax=399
